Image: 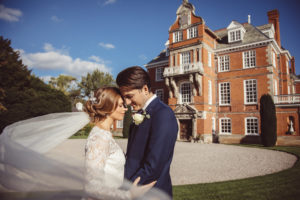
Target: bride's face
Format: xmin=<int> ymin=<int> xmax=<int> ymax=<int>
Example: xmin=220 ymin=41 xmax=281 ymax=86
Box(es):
xmin=109 ymin=97 xmax=128 ymax=121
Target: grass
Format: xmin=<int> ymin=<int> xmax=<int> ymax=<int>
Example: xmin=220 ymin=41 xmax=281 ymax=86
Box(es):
xmin=173 ymin=145 xmax=300 ymax=200
xmin=69 ymin=135 xmax=88 ymax=139
xmin=69 ymin=135 xmax=125 ymax=139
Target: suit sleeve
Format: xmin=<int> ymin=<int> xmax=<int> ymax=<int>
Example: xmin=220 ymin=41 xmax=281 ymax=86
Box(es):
xmin=130 ymin=108 xmax=178 ymax=184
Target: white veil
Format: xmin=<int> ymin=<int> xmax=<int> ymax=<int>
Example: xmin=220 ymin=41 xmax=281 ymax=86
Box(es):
xmin=0 ymin=112 xmax=170 ymax=200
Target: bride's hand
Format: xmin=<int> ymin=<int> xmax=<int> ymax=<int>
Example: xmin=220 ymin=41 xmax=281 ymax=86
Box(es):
xmin=129 ymin=177 xmax=157 ymax=199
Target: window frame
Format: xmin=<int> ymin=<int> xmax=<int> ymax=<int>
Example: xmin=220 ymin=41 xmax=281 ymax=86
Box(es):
xmin=173 ymin=31 xmax=183 ymax=43
xmin=180 ymin=82 xmax=192 ymax=104
xmin=243 ymin=50 xmax=256 ymax=69
xmin=155 ymin=67 xmax=164 ymax=82
xmin=116 ymin=120 xmax=123 ymax=129
xmin=218 ymin=55 xmax=230 ymax=72
xmin=155 ymin=89 xmax=164 ymax=102
xmin=219 ymin=118 xmax=232 ymax=134
xmin=219 ymin=82 xmax=231 ymax=106
xmin=245 ymin=117 xmax=259 ymax=135
xmin=208 ymin=80 xmax=212 ymax=105
xmin=244 ymin=79 xmax=257 ymax=105
xmin=187 ymin=26 xmax=198 ymax=39
xmin=208 ymin=52 xmax=212 ymax=67
xmin=228 ymin=29 xmax=242 ymax=43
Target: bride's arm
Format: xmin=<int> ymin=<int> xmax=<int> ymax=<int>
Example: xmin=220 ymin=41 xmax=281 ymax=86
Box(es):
xmin=84 ymin=134 xmax=131 ymax=200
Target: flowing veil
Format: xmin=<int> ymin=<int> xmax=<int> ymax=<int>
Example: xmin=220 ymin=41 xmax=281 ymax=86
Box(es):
xmin=0 ymin=112 xmax=170 ymax=200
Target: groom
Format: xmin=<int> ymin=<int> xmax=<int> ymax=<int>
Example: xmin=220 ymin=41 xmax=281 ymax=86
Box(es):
xmin=116 ymin=66 xmax=178 ymax=198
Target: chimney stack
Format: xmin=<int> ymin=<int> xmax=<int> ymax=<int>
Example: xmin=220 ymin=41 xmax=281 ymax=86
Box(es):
xmin=267 ymin=9 xmax=281 ymax=47
xmin=291 ymin=56 xmax=295 ymax=74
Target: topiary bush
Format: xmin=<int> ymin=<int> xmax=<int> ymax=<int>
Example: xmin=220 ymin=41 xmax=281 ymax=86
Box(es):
xmin=260 ymin=94 xmax=277 ymax=147
xmin=122 ymin=105 xmax=133 ymax=138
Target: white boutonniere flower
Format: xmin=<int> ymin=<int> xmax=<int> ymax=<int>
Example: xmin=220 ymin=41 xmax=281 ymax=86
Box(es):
xmin=132 ymin=110 xmax=150 ymax=125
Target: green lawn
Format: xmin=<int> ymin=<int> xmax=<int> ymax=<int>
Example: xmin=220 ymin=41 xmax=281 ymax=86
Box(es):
xmin=173 ymin=145 xmax=300 ymax=200
xmin=69 ymin=135 xmax=124 ymax=139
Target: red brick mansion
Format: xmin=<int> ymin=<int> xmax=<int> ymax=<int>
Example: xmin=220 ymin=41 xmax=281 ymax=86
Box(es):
xmin=145 ymin=0 xmax=300 ymax=144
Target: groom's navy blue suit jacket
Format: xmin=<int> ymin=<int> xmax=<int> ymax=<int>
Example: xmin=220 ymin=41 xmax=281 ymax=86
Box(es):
xmin=125 ymin=97 xmax=178 ymax=197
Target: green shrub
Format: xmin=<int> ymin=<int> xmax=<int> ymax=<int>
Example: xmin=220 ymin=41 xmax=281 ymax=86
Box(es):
xmin=260 ymin=94 xmax=277 ymax=147
xmin=122 ymin=105 xmax=133 ymax=138
xmin=74 ymin=123 xmax=94 ymax=136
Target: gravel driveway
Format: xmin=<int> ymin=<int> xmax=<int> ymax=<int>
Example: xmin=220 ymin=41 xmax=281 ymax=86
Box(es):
xmin=48 ymin=139 xmax=297 ymax=185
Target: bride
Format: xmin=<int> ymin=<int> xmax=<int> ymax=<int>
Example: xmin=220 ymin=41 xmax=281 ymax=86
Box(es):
xmin=0 ymin=87 xmax=169 ymax=200
xmin=83 ymin=87 xmax=155 ymax=199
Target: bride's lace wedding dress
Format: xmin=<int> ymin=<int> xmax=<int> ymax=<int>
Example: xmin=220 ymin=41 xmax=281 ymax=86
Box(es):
xmin=0 ymin=112 xmax=170 ymax=200
xmin=84 ymin=126 xmax=131 ymax=200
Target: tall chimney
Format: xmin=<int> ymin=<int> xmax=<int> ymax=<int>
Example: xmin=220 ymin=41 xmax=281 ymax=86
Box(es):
xmin=291 ymin=56 xmax=295 ymax=74
xmin=267 ymin=9 xmax=281 ymax=47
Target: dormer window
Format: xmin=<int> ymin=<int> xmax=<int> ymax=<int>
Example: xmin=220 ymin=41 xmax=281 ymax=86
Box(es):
xmin=187 ymin=26 xmax=198 ymax=39
xmin=173 ymin=31 xmax=183 ymax=43
xmin=261 ymin=24 xmax=275 ymax=39
xmin=229 ymin=30 xmax=241 ymax=42
xmin=227 ymin=21 xmax=246 ymax=43
xmin=262 ymin=30 xmax=274 ymax=38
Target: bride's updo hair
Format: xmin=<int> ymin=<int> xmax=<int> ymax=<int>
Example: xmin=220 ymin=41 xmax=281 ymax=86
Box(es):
xmin=85 ymin=86 xmax=123 ymax=123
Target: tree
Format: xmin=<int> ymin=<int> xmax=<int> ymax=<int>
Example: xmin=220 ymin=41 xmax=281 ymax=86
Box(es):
xmin=79 ymin=69 xmax=115 ymax=97
xmin=260 ymin=94 xmax=277 ymax=147
xmin=48 ymin=75 xmax=77 ymax=95
xmin=122 ymin=105 xmax=133 ymax=138
xmin=0 ymin=36 xmax=71 ymax=132
xmin=0 ymin=88 xmax=6 ymax=112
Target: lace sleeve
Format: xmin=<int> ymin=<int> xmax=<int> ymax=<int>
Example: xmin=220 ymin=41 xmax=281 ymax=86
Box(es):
xmin=84 ymin=133 xmax=131 ymax=200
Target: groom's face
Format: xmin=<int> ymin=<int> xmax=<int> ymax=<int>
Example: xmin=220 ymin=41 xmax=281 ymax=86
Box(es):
xmin=121 ymin=85 xmax=149 ymax=111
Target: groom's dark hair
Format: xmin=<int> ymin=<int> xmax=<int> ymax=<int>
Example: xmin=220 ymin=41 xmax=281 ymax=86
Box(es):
xmin=116 ymin=66 xmax=151 ymax=92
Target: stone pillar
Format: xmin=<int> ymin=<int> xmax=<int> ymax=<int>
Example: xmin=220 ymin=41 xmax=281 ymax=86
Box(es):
xmin=165 ymin=77 xmax=173 ymax=98
xmin=192 ymin=114 xmax=197 ymax=138
xmin=195 ymin=73 xmax=202 ymax=96
xmin=171 ymin=77 xmax=179 ymax=98
xmin=189 ymin=74 xmax=197 ymax=96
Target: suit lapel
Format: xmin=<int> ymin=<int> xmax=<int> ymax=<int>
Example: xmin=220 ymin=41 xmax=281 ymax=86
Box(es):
xmin=126 ymin=97 xmax=159 ymax=156
xmin=145 ymin=97 xmax=159 ymax=116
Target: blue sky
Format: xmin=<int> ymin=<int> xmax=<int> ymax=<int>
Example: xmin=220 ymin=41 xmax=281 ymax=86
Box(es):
xmin=1 ymin=0 xmax=300 ymax=82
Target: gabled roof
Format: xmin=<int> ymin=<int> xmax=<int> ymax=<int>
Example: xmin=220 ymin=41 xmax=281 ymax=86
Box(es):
xmin=215 ymin=23 xmax=270 ymax=49
xmin=227 ymin=20 xmax=244 ymax=30
xmin=256 ymin=23 xmax=273 ymax=31
xmin=146 ymin=49 xmax=169 ymax=66
xmin=174 ymin=104 xmax=197 ymax=114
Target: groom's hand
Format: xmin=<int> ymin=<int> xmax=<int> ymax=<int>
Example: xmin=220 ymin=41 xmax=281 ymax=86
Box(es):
xmin=130 ymin=177 xmax=157 ymax=199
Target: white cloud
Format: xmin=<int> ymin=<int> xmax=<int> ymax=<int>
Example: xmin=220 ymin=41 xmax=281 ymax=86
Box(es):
xmin=0 ymin=4 xmax=22 ymax=22
xmin=44 ymin=43 xmax=55 ymax=52
xmin=51 ymin=15 xmax=63 ymax=22
xmin=89 ymin=55 xmax=103 ymax=63
xmin=16 ymin=44 xmax=111 ymax=77
xmin=103 ymin=0 xmax=117 ymax=6
xmin=139 ymin=54 xmax=148 ymax=60
xmin=43 ymin=43 xmax=69 ymax=55
xmin=99 ymin=42 xmax=115 ymax=49
xmin=89 ymin=55 xmax=112 ymax=65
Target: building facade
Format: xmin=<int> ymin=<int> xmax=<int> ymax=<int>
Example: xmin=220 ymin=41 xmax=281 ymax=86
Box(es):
xmin=145 ymin=0 xmax=300 ymax=144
